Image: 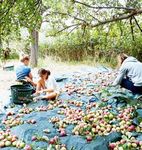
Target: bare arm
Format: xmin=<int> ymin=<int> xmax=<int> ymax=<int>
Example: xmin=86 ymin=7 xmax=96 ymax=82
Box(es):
xmin=25 ymin=76 xmax=37 ymax=87
xmin=36 ymin=81 xmax=42 ymax=94
xmin=29 ymin=72 xmax=33 ymax=80
xmin=25 ymin=72 xmax=37 ymax=86
xmin=112 ymin=64 xmax=127 ymax=86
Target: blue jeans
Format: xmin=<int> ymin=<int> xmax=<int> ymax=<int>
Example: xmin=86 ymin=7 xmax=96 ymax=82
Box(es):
xmin=121 ymin=79 xmax=142 ymax=94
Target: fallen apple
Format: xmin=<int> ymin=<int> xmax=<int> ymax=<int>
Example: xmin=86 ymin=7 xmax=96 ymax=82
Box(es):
xmin=0 ymin=141 xmax=5 ymax=148
xmin=86 ymin=135 xmax=92 ymax=142
xmin=24 ymin=144 xmax=32 ymax=150
xmin=5 ymin=141 xmax=11 ymax=147
xmin=31 ymin=136 xmax=37 ymax=141
xmin=127 ymin=125 xmax=135 ymax=132
xmin=109 ymin=143 xmax=116 ymax=149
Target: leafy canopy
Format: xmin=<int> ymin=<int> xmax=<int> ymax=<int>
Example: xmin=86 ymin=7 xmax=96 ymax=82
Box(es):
xmin=0 ymin=0 xmax=42 ymax=39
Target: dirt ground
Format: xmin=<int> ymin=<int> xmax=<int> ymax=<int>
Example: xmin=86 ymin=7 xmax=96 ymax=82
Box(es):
xmin=0 ymin=58 xmax=96 ymax=91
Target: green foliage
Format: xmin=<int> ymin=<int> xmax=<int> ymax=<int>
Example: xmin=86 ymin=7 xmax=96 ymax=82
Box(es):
xmin=38 ymin=0 xmax=142 ymax=64
xmin=1 ymin=0 xmax=142 ymax=65
xmin=39 ymin=15 xmax=142 ymax=64
xmin=0 ymin=0 xmax=42 ymax=40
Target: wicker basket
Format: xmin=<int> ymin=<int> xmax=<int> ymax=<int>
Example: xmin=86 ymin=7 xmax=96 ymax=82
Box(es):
xmin=10 ymin=84 xmax=33 ymax=104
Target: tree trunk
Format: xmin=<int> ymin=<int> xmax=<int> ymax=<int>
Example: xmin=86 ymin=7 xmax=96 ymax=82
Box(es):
xmin=0 ymin=38 xmax=2 ymax=49
xmin=30 ymin=30 xmax=39 ymax=67
xmin=130 ymin=17 xmax=135 ymax=41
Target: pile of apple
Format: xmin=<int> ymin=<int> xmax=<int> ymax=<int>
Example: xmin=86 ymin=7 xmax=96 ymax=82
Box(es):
xmin=70 ymin=105 xmax=138 ymax=141
xmin=51 ymin=108 xmax=85 ymax=136
xmin=85 ymin=102 xmax=97 ymax=111
xmin=36 ymin=105 xmax=49 ymax=111
xmin=26 ymin=119 xmax=36 ymax=124
xmin=50 ymin=117 xmax=61 ymax=124
xmin=0 ymin=129 xmax=25 ymax=149
xmin=72 ymin=111 xmax=114 ymax=138
xmin=32 ymin=134 xmax=67 ymax=150
xmin=68 ymin=100 xmax=83 ymax=107
xmin=116 ymin=107 xmax=137 ymax=134
xmin=63 ymin=72 xmax=117 ymax=97
xmin=49 ymin=100 xmax=63 ymax=107
xmin=18 ymin=107 xmax=34 ymax=114
xmin=64 ymin=108 xmax=84 ymax=123
xmin=48 ymin=136 xmax=67 ymax=150
xmin=109 ymin=137 xmax=142 ymax=150
xmin=48 ymin=144 xmax=67 ymax=150
xmin=35 ymin=101 xmax=63 ymax=111
xmin=2 ymin=116 xmax=24 ymax=127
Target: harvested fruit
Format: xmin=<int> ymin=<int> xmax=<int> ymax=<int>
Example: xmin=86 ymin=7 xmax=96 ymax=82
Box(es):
xmin=86 ymin=135 xmax=92 ymax=142
xmin=68 ymin=100 xmax=83 ymax=107
xmin=24 ymin=144 xmax=32 ymax=150
xmin=2 ymin=116 xmax=24 ymax=127
xmin=6 ymin=111 xmax=15 ymax=116
xmin=109 ymin=138 xmax=142 ymax=149
xmin=1 ymin=71 xmax=142 ymax=150
xmin=19 ymin=107 xmax=33 ymax=114
xmin=31 ymin=136 xmax=37 ymax=141
xmin=5 ymin=141 xmax=11 ymax=146
xmin=59 ymin=128 xmax=67 ymax=137
xmin=0 ymin=141 xmax=5 ymax=148
xmin=0 ymin=129 xmax=25 ymax=149
xmin=36 ymin=106 xmax=48 ymax=111
xmin=27 ymin=119 xmax=36 ymax=124
xmin=49 ymin=136 xmax=59 ymax=145
xmin=50 ymin=117 xmax=60 ymax=124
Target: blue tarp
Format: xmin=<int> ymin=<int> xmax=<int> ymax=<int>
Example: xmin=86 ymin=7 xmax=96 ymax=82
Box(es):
xmin=0 ymin=66 xmax=142 ymax=150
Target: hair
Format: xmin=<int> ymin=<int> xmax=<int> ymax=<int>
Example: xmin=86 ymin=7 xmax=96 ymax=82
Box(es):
xmin=20 ymin=56 xmax=30 ymax=62
xmin=38 ymin=68 xmax=51 ymax=78
xmin=118 ymin=53 xmax=128 ymax=64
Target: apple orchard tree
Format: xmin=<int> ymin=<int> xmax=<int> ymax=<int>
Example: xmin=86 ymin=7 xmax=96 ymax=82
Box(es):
xmin=1 ymin=0 xmax=142 ymax=67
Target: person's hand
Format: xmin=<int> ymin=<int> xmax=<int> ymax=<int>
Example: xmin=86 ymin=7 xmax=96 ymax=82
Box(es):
xmin=36 ymin=90 xmax=45 ymax=94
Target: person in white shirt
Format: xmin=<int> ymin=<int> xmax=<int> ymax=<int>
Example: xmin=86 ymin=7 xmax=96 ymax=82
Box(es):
xmin=112 ymin=53 xmax=142 ymax=95
xmin=35 ymin=68 xmax=60 ymax=100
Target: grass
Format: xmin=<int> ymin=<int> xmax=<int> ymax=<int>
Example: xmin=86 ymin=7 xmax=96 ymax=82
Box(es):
xmin=38 ymin=56 xmax=117 ymax=69
xmin=0 ymin=55 xmax=117 ymax=71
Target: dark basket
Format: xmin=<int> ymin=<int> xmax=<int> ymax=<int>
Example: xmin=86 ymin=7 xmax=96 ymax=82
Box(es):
xmin=10 ymin=84 xmax=33 ymax=104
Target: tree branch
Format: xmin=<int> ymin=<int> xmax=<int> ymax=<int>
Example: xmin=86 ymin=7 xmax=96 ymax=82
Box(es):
xmin=49 ymin=23 xmax=81 ymax=36
xmin=74 ymin=0 xmax=136 ymax=11
xmin=84 ymin=11 xmax=101 ymax=23
xmin=67 ymin=26 xmax=79 ymax=35
xmin=133 ymin=16 xmax=142 ymax=32
xmin=90 ymin=9 xmax=142 ymax=28
xmin=45 ymin=11 xmax=88 ymax=23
